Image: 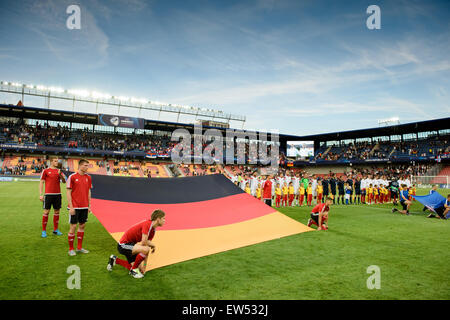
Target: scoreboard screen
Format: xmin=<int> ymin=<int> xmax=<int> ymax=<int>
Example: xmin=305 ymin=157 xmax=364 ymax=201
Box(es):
xmin=286 ymin=141 xmax=314 ymax=158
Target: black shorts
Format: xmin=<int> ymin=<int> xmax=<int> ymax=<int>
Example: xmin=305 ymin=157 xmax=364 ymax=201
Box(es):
xmin=311 ymin=213 xmax=319 ymax=224
xmin=43 ymin=194 xmax=62 ymax=210
xmin=400 ymin=201 xmax=408 ymax=211
xmin=434 ymin=206 xmax=447 ymax=219
xmin=264 ymin=199 xmax=272 ymax=207
xmin=355 ymin=190 xmax=361 ymax=195
xmin=69 ymin=208 xmax=89 ymax=224
xmin=311 ymin=213 xmax=327 ymax=225
xmin=338 ymin=190 xmax=345 ymax=196
xmin=117 ymin=242 xmax=137 ymax=263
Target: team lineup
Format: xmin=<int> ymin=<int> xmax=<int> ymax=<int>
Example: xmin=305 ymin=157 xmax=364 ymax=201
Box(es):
xmin=227 ymin=171 xmax=450 ymax=230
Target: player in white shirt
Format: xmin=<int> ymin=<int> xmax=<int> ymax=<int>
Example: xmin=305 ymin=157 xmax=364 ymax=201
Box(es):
xmin=292 ymin=174 xmax=300 ymax=206
xmin=285 ymin=174 xmax=292 ymax=185
xmin=360 ymin=175 xmax=367 ymax=204
xmin=240 ymin=175 xmax=248 ymax=191
xmin=277 ymin=174 xmax=285 ymax=189
xmin=404 ymin=177 xmax=412 ymax=188
xmin=250 ymin=173 xmax=259 ymax=196
xmin=311 ymin=176 xmax=318 ymax=204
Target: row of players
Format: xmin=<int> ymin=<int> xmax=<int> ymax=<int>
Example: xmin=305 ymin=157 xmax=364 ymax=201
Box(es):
xmin=244 ymin=180 xmax=408 ymax=207
xmin=228 ymin=172 xmax=415 ymax=206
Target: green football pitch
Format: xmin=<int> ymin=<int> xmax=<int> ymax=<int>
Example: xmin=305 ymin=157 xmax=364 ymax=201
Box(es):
xmin=0 ymin=181 xmax=449 ymax=300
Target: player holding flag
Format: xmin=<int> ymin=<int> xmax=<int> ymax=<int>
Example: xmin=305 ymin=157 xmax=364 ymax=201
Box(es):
xmin=39 ymin=157 xmax=66 ymax=237
xmin=307 ymin=197 xmax=333 ymax=230
xmin=392 ymin=184 xmax=411 ymax=215
xmin=107 ymin=210 xmax=166 ymax=278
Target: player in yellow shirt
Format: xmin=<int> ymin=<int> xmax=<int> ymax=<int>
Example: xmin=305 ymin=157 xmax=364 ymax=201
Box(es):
xmin=307 ymin=182 xmax=313 ymax=206
xmin=288 ymin=182 xmax=295 ymax=206
xmin=256 ymin=183 xmax=261 ymax=200
xmin=317 ymin=181 xmax=324 ymax=204
xmin=383 ymin=186 xmax=389 ymax=203
xmin=379 ymin=186 xmax=385 ymax=204
xmin=373 ymin=185 xmax=379 ymax=204
xmin=245 ymin=185 xmax=251 ymax=195
xmin=282 ymin=183 xmax=288 ymax=207
xmin=410 ymin=184 xmax=416 ymax=201
xmin=367 ymin=184 xmax=373 ymax=205
xmin=299 ymin=184 xmax=305 ymax=206
xmin=275 ymin=184 xmax=282 ymax=208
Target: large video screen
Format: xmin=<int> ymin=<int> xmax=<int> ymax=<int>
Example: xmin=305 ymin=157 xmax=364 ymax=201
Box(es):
xmin=287 ymin=141 xmax=314 ymax=158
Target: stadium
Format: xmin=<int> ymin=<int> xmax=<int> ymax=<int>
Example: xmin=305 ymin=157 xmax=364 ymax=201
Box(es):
xmin=0 ymin=0 xmax=449 ymax=305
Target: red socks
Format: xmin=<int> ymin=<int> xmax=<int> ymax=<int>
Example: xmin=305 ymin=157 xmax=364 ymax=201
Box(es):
xmin=42 ymin=214 xmax=48 ymax=231
xmin=132 ymin=253 xmax=147 ymax=270
xmin=53 ymin=214 xmax=59 ymax=231
xmin=77 ymin=231 xmax=84 ymax=250
xmin=68 ymin=231 xmax=85 ymax=251
xmin=116 ymin=258 xmax=132 ymax=270
xmin=68 ymin=233 xmax=75 ymax=251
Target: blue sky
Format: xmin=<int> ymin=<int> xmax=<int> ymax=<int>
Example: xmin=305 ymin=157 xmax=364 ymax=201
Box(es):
xmin=0 ymin=0 xmax=449 ymax=136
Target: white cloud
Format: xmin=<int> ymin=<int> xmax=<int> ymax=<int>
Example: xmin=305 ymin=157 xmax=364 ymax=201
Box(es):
xmin=25 ymin=0 xmax=110 ymax=68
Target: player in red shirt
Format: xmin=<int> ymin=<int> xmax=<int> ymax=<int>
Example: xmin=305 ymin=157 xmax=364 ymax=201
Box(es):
xmin=66 ymin=159 xmax=92 ymax=256
xmin=39 ymin=157 xmax=66 ymax=238
xmin=107 ymin=210 xmax=166 ymax=278
xmin=307 ymin=197 xmax=333 ymax=230
xmin=262 ymin=175 xmax=273 ymax=207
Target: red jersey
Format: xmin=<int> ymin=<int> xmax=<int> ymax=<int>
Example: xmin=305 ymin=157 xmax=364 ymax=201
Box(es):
xmin=120 ymin=220 xmax=156 ymax=244
xmin=67 ymin=172 xmax=92 ymax=209
xmin=40 ymin=168 xmax=64 ymax=194
xmin=311 ymin=203 xmax=329 ymax=215
xmin=262 ymin=179 xmax=272 ymax=199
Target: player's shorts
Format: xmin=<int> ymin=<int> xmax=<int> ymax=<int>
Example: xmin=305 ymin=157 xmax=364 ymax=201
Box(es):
xmin=434 ymin=206 xmax=448 ymax=219
xmin=69 ymin=208 xmax=89 ymax=224
xmin=361 ymin=189 xmax=366 ymax=195
xmin=338 ymin=190 xmax=345 ymax=196
xmin=117 ymin=242 xmax=137 ymax=263
xmin=310 ymin=213 xmax=319 ymax=224
xmin=43 ymin=194 xmax=62 ymax=210
xmin=400 ymin=200 xmax=408 ymax=211
xmin=355 ymin=189 xmax=361 ymax=195
xmin=311 ymin=213 xmax=327 ymax=225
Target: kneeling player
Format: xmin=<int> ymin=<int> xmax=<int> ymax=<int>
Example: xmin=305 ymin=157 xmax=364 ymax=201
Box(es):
xmin=392 ymin=184 xmax=411 ymax=215
xmin=427 ymin=194 xmax=450 ymax=219
xmin=107 ymin=209 xmax=166 ymax=278
xmin=307 ymin=197 xmax=333 ymax=230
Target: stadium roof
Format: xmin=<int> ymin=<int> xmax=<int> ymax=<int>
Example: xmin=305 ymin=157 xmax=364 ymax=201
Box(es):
xmin=0 ymin=81 xmax=246 ymax=125
xmin=279 ymin=117 xmax=450 ymax=142
xmin=1 ymin=103 xmax=448 ymax=143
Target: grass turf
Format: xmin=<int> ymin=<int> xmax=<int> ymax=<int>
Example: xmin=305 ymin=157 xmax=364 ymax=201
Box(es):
xmin=0 ymin=181 xmax=449 ymax=300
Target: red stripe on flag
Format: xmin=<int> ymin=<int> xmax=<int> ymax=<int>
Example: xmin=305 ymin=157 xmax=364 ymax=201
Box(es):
xmin=91 ymin=193 xmax=275 ymax=233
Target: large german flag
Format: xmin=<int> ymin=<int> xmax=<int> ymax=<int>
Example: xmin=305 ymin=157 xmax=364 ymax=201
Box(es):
xmin=90 ymin=174 xmax=312 ymax=271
